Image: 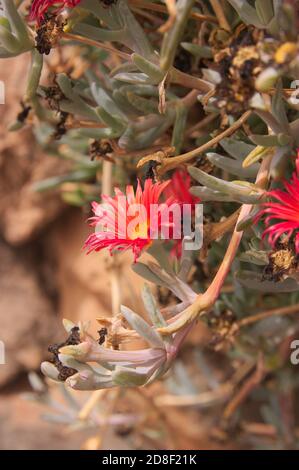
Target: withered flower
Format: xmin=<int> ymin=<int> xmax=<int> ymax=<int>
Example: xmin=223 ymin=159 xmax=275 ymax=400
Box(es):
xmin=211 ymin=25 xmax=264 ymax=116
xmin=35 ymin=14 xmax=66 ymax=55
xmin=263 ymin=244 xmax=299 ymax=283
xmin=89 ymin=139 xmax=114 ymax=163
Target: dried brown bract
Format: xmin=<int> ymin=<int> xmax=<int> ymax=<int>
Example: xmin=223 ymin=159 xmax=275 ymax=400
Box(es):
xmin=53 ymin=111 xmax=69 ymax=140
xmin=211 ymin=25 xmax=264 ymax=115
xmin=97 ymin=328 xmax=108 ymax=346
xmin=263 ymin=242 xmax=299 ymax=283
xmin=89 ymin=139 xmax=114 ymax=162
xmin=44 ymin=83 xmax=66 ymax=111
xmin=144 ymin=160 xmax=159 ymax=183
xmin=48 ymin=326 xmax=81 ymax=382
xmin=17 ymin=101 xmax=32 ymax=124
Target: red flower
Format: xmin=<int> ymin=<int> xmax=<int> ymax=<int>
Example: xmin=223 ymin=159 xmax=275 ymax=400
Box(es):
xmin=84 ymin=179 xmax=179 ymax=261
xmin=30 ymin=0 xmax=81 ymax=22
xmin=257 ymin=151 xmax=299 ymax=252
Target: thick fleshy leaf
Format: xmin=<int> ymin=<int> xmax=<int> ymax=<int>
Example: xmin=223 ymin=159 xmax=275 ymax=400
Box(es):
xmin=41 ymin=362 xmax=60 ymax=382
xmin=220 ymin=138 xmax=255 ymax=160
xmin=250 ymin=133 xmax=291 ymax=147
xmin=160 ymin=0 xmax=196 ymax=72
xmin=236 ymin=270 xmax=299 ymax=292
xmin=142 ymin=284 xmax=167 ymax=327
xmin=207 ymin=152 xmax=259 ymax=177
xmin=112 ymin=366 xmax=149 ymax=387
xmin=255 ymin=0 xmax=274 ymax=25
xmin=132 ymin=262 xmax=169 ymax=287
xmin=227 ymin=0 xmax=263 ymax=27
xmin=121 ymin=306 xmax=165 ymax=348
xmin=181 ymin=42 xmax=213 ymax=58
xmin=239 ymin=250 xmax=269 ymax=266
xmin=189 ymin=167 xmax=263 ymax=204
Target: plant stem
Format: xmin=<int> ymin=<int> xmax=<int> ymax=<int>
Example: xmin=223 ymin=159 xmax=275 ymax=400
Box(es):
xmin=210 ymin=0 xmax=231 ymax=31
xmin=158 ymin=0 xmax=177 ymax=33
xmin=222 ymin=354 xmax=265 ymax=420
xmin=158 ymin=110 xmax=252 ymax=175
xmin=128 ymin=0 xmax=218 ymax=24
xmin=238 ymin=303 xmax=299 ymax=328
xmin=62 ymin=33 xmax=131 ymax=60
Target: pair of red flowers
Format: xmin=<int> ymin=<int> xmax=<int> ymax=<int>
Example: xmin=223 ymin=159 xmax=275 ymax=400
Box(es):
xmin=85 ymin=151 xmax=299 ymax=261
xmin=85 ymin=152 xmax=299 ymax=261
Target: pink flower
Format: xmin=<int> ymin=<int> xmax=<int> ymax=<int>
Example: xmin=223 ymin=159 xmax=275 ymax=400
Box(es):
xmin=30 ymin=0 xmax=81 ymax=23
xmin=84 ymin=179 xmax=179 ymax=261
xmin=257 ymin=151 xmax=299 ymax=252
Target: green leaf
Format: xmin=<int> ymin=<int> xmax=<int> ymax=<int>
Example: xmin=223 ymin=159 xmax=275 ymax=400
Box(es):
xmin=114 ymin=72 xmax=152 ymax=85
xmin=220 ymin=138 xmax=255 ymax=160
xmin=189 ymin=166 xmax=263 ymax=203
xmin=250 ymin=133 xmax=291 ymax=147
xmin=90 ymin=82 xmax=128 ymax=122
xmin=112 ymin=366 xmax=148 ymax=387
xmin=227 ymin=0 xmax=263 ymax=27
xmin=2 ymin=0 xmax=32 ymax=44
xmin=190 ymin=186 xmax=257 ymax=203
xmin=0 ymin=24 xmax=20 ymax=53
xmin=25 ymin=50 xmax=43 ymax=101
xmin=207 ymin=152 xmax=259 ymax=177
xmin=239 ymin=250 xmax=269 ymax=266
xmin=172 ymin=103 xmax=188 ymax=154
xmin=160 ymin=0 xmax=196 ymax=72
xmin=57 ymin=74 xmax=99 ymax=121
xmin=255 ymin=0 xmax=274 ymax=25
xmin=32 ymin=170 xmax=96 ymax=192
xmin=96 ymin=106 xmax=126 ymax=132
xmin=181 ymin=42 xmax=213 ymax=58
xmin=73 ymin=23 xmax=126 ymax=43
xmin=270 ymin=145 xmax=292 ymax=180
xmin=271 ymin=80 xmax=291 ymax=134
xmin=126 ymin=91 xmax=159 ymax=114
xmin=132 ymin=54 xmax=164 ymax=83
xmin=236 ymin=270 xmax=299 ymax=292
xmin=142 ymin=284 xmax=167 ymax=328
xmin=132 ymin=262 xmax=169 ymax=287
xmin=121 ymin=306 xmax=165 ymax=348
